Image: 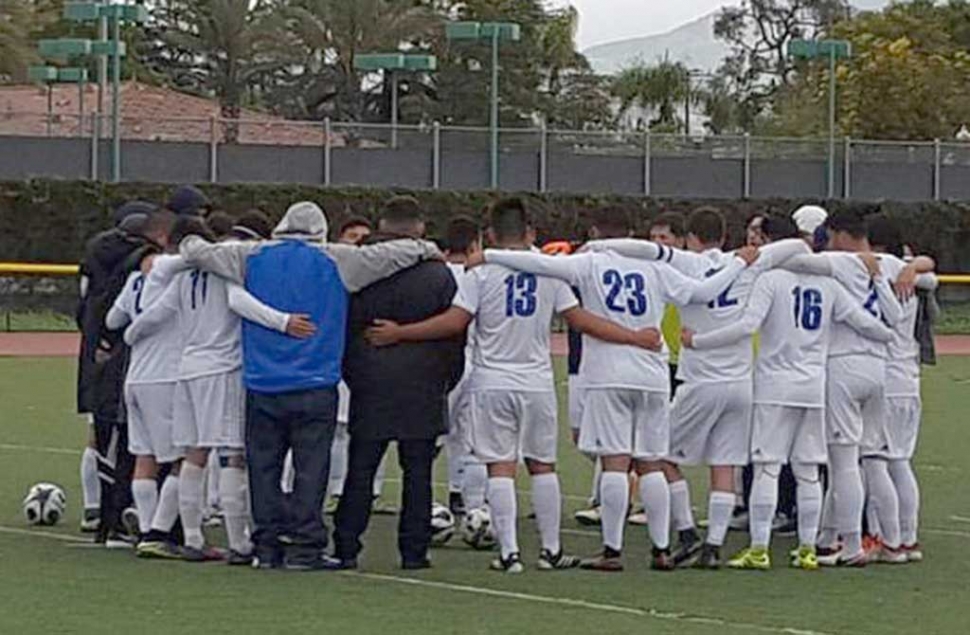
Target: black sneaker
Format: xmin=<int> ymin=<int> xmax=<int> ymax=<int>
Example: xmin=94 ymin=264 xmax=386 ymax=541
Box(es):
xmin=580 ymin=547 xmax=624 ymax=572
xmin=227 ymin=550 xmax=255 ymax=566
xmin=650 ymin=547 xmax=675 ymax=571
xmin=284 ymin=554 xmax=347 ymax=572
xmin=448 ymin=491 xmax=466 ymax=517
xmin=693 ymin=543 xmax=721 ymax=570
xmin=252 ymin=547 xmax=284 ymax=570
xmin=773 ymin=512 xmax=798 ymax=537
xmin=672 ymin=528 xmax=704 ymax=567
xmin=80 ymin=508 xmax=100 ymax=533
xmin=401 ymin=558 xmax=432 ymax=571
xmin=490 ymin=552 xmax=524 ymax=573
xmin=180 ymin=545 xmax=227 ymax=563
xmin=538 ymin=549 xmax=581 ymax=571
xmin=104 ymin=530 xmax=136 ymax=550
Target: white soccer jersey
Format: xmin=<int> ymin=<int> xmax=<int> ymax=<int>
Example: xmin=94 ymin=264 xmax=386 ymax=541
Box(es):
xmin=453 ymin=262 xmax=578 ymax=392
xmin=693 ymin=270 xmax=893 ymax=408
xmin=111 ymin=270 xmax=182 ymax=385
xmin=483 ymin=249 xmax=747 ymax=393
xmin=881 ymin=255 xmax=937 ymax=398
xmin=447 ymin=262 xmax=477 ymax=366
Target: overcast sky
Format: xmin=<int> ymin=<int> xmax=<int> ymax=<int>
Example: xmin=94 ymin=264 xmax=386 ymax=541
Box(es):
xmin=553 ymin=0 xmax=890 ymax=50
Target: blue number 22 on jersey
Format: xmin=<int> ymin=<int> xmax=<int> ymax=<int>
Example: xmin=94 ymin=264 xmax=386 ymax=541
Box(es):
xmin=504 ymin=273 xmax=537 ymax=317
xmin=602 ymin=270 xmax=647 ymax=316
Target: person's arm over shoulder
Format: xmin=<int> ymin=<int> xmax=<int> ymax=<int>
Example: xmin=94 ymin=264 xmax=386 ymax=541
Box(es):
xmin=831 ymin=281 xmax=894 ymax=343
xmin=662 ymin=256 xmax=747 ymax=306
xmin=483 ymin=249 xmax=587 ymax=287
xmin=179 ymin=236 xmax=256 ymax=285
xmin=748 ymin=239 xmax=811 ymax=274
xmin=782 ymin=253 xmax=836 ymax=277
xmin=124 ymin=278 xmax=180 ymax=346
xmin=227 ymin=282 xmax=289 ymax=333
xmin=691 ymin=274 xmax=774 ymax=349
xmin=326 ymin=239 xmax=441 ymax=293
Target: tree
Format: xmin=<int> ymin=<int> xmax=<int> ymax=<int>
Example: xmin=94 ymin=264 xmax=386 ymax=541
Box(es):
xmin=0 ymin=0 xmax=56 ymax=83
xmin=611 ymin=59 xmax=690 ymax=132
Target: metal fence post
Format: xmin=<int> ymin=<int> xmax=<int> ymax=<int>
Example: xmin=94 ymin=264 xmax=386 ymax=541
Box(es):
xmin=89 ymin=113 xmax=99 ymax=181
xmin=743 ymin=133 xmax=751 ymax=199
xmin=643 ymin=131 xmax=652 ymax=197
xmin=209 ymin=116 xmax=218 ymax=183
xmin=432 ymin=122 xmax=441 ymax=190
xmin=539 ymin=122 xmax=548 ymax=193
xmin=934 ymin=138 xmax=942 ymax=201
xmin=843 ymin=136 xmax=852 ymax=199
xmin=324 ymin=117 xmax=332 ymax=186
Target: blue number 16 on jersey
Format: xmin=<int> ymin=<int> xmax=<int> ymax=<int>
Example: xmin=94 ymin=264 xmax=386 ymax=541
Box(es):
xmin=792 ymin=286 xmax=823 ymax=331
xmin=504 ymin=273 xmax=537 ymax=317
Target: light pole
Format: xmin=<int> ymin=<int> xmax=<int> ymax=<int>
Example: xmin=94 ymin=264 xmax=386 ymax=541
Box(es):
xmin=446 ymin=21 xmax=521 ymax=189
xmin=789 ymin=38 xmax=852 ymax=199
xmin=354 ymin=53 xmax=437 ymax=149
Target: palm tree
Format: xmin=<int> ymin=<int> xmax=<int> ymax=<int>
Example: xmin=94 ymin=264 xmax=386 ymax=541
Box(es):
xmin=612 ymin=59 xmax=691 ymax=132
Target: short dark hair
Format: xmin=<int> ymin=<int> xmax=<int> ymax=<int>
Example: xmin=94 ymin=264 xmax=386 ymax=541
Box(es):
xmin=588 ymin=205 xmax=632 ymax=238
xmin=142 ymin=209 xmax=176 ymax=240
xmin=825 ymin=208 xmax=868 ymax=239
xmin=169 ymin=214 xmax=214 ymax=245
xmin=234 ymin=209 xmax=273 ymax=240
xmin=650 ymin=211 xmax=686 ymax=237
xmin=866 ymin=213 xmax=904 ymax=257
xmin=687 ymin=207 xmax=726 ymax=244
xmin=445 ymin=215 xmax=480 ymax=253
xmin=206 ymin=211 xmax=235 ymax=238
xmin=489 ymin=197 xmax=530 ymax=242
xmin=380 ymin=196 xmax=423 ymax=229
xmin=338 ymin=216 xmax=372 ymax=236
xmin=761 ymin=215 xmax=800 ymax=242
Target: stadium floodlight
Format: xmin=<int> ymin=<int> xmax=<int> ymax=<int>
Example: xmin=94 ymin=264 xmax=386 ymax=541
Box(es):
xmin=446 ymin=21 xmax=522 ymax=189
xmin=354 ymin=53 xmax=437 ymax=149
xmin=789 ymin=38 xmax=852 ymax=199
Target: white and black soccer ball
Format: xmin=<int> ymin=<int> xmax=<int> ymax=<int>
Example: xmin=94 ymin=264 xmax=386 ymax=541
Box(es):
xmin=430 ymin=502 xmax=456 ymax=546
xmin=23 ymin=483 xmax=67 ymax=526
xmin=461 ymin=506 xmax=496 ymax=550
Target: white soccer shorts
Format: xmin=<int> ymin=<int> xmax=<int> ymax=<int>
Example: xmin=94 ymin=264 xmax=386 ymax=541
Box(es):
xmin=467 ymin=390 xmax=558 ymax=464
xmin=578 ymin=388 xmax=669 ymax=460
xmin=826 ymin=356 xmax=886 ymax=448
xmin=750 ymin=404 xmax=827 ymax=465
xmin=447 ymin=372 xmax=473 ymax=451
xmin=668 ymin=379 xmax=752 ymax=466
xmin=567 ymin=375 xmax=585 ymax=433
xmin=125 ymin=382 xmax=182 ymax=463
xmin=173 ymin=370 xmax=245 ymax=450
xmin=882 ymin=396 xmax=922 ymax=460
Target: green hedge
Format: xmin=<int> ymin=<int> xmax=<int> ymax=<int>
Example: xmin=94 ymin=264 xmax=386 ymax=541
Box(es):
xmin=2 ymin=180 xmax=969 ymax=272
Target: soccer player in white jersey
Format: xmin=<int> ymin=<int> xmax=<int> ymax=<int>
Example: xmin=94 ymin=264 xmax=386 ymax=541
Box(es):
xmin=366 ymin=198 xmax=663 ymax=573
xmin=860 ymin=215 xmax=937 ymax=564
xmin=483 ymin=208 xmax=758 ymax=572
xmin=682 ymin=215 xmax=893 ymax=570
xmin=584 ymin=207 xmax=811 ymax=568
xmin=781 ymin=208 xmax=931 ymax=566
xmin=125 ymin=214 xmax=316 ymax=563
xmin=105 ymin=216 xmax=185 ymax=556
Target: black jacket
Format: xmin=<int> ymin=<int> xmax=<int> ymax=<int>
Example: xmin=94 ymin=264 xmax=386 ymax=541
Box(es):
xmin=343 ymin=234 xmax=465 ymax=442
xmin=76 ymin=228 xmax=155 ymax=420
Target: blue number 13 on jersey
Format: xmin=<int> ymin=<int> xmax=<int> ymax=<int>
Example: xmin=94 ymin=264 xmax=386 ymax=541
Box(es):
xmin=792 ymin=286 xmax=823 ymax=330
xmin=504 ymin=273 xmax=537 ymax=317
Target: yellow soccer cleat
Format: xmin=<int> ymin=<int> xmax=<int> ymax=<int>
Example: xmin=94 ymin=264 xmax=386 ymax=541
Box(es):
xmin=727 ymin=547 xmax=771 ymax=571
xmin=791 ymin=545 xmax=819 ymax=571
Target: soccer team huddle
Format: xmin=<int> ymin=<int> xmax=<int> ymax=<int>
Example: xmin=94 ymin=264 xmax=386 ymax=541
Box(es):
xmin=73 ymin=185 xmax=935 ymax=574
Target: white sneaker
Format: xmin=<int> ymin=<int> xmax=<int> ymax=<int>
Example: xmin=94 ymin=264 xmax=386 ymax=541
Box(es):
xmin=878 ymin=545 xmax=909 ymax=564
xmin=627 ymin=510 xmax=648 ymax=526
xmin=490 ymin=552 xmax=524 ymax=574
xmin=574 ymin=506 xmax=602 ymax=526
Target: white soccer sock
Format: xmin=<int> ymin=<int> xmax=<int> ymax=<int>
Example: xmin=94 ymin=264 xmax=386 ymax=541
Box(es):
xmin=281 ymin=450 xmax=295 ymax=495
xmin=860 ymin=463 xmax=881 ymax=537
xmin=327 ymin=426 xmax=349 ymax=499
xmin=373 ymin=454 xmax=388 ymax=498
xmin=817 ymin=485 xmax=839 ymax=549
xmin=531 ymin=473 xmax=563 ymax=555
xmin=462 ymin=461 xmax=489 ymax=511
xmin=639 ymin=472 xmax=670 ymax=550
xmin=81 ymin=447 xmax=101 ymax=510
xmin=705 ymin=490 xmax=735 ymax=547
xmin=150 ymin=475 xmax=180 ymax=533
xmin=793 ymin=464 xmax=823 ymax=548
xmin=889 ymin=459 xmax=920 ymax=546
xmin=749 ymin=465 xmax=780 ymax=549
xmin=220 ymin=465 xmax=253 ymax=555
xmin=599 ymin=471 xmax=630 ymax=552
xmin=131 ymin=478 xmax=158 ymax=535
xmin=590 ymin=459 xmax=603 ymax=506
xmin=488 ymin=477 xmax=518 ymax=558
xmin=179 ymin=462 xmax=206 ymax=550
xmin=446 ymin=434 xmax=465 ymax=494
xmin=863 ymin=458 xmax=901 ymax=548
xmin=830 ymin=445 xmax=864 ymax=556
xmin=205 ymin=455 xmax=220 ymax=511
xmin=669 ymin=479 xmax=696 ymax=531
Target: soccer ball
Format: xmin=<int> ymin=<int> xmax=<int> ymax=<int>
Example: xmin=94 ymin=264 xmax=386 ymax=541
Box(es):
xmin=430 ymin=502 xmax=456 ymax=546
xmin=461 ymin=506 xmax=496 ymax=550
xmin=23 ymin=483 xmax=67 ymax=526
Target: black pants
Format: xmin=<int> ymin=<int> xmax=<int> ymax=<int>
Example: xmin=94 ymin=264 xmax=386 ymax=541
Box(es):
xmin=334 ymin=437 xmax=436 ymax=565
xmin=741 ymin=464 xmax=797 ymax=517
xmin=246 ymin=387 xmax=337 ymax=558
xmin=93 ymin=417 xmax=134 ymax=540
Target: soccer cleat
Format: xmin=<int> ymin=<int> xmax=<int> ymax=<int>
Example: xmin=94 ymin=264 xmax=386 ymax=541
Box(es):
xmin=137 ymin=540 xmax=182 ymax=560
xmin=538 ymin=549 xmax=581 ymax=571
xmin=448 ymin=491 xmax=466 ymax=517
xmin=627 ymin=509 xmax=648 ymax=526
xmin=790 ymin=545 xmax=819 ymax=571
xmin=650 ymin=547 xmax=676 ymax=571
xmin=203 ymin=507 xmax=224 ymax=528
xmin=878 ymin=544 xmax=909 ymax=565
xmin=284 ymin=554 xmax=346 ymax=572
xmin=672 ymin=529 xmax=704 ymax=567
xmin=901 ymin=543 xmax=923 ymax=563
xmin=180 ymin=545 xmax=227 ymax=563
xmin=371 ymin=497 xmax=397 ymax=515
xmin=227 ymin=550 xmax=255 ymax=566
xmin=401 ymin=558 xmax=432 ymax=571
xmin=837 ymin=549 xmax=868 ymax=568
xmin=773 ymin=512 xmax=798 ymax=537
xmin=728 ymin=547 xmax=771 ymax=570
xmin=490 ymin=552 xmax=525 ymax=574
xmin=815 ymin=545 xmax=842 ymax=567
xmin=252 ymin=547 xmax=285 ymax=570
xmin=728 ymin=507 xmax=749 ymax=531
xmin=104 ymin=530 xmax=136 ymax=550
xmin=121 ymin=507 xmax=141 ymax=538
xmin=692 ymin=544 xmax=721 ymax=570
xmin=574 ymin=506 xmax=602 ymax=527
xmin=80 ymin=508 xmax=100 ymax=533
xmin=580 ymin=548 xmax=624 ymax=572
xmin=863 ymin=535 xmax=883 ymax=563
xmin=324 ymin=495 xmax=340 ymax=516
